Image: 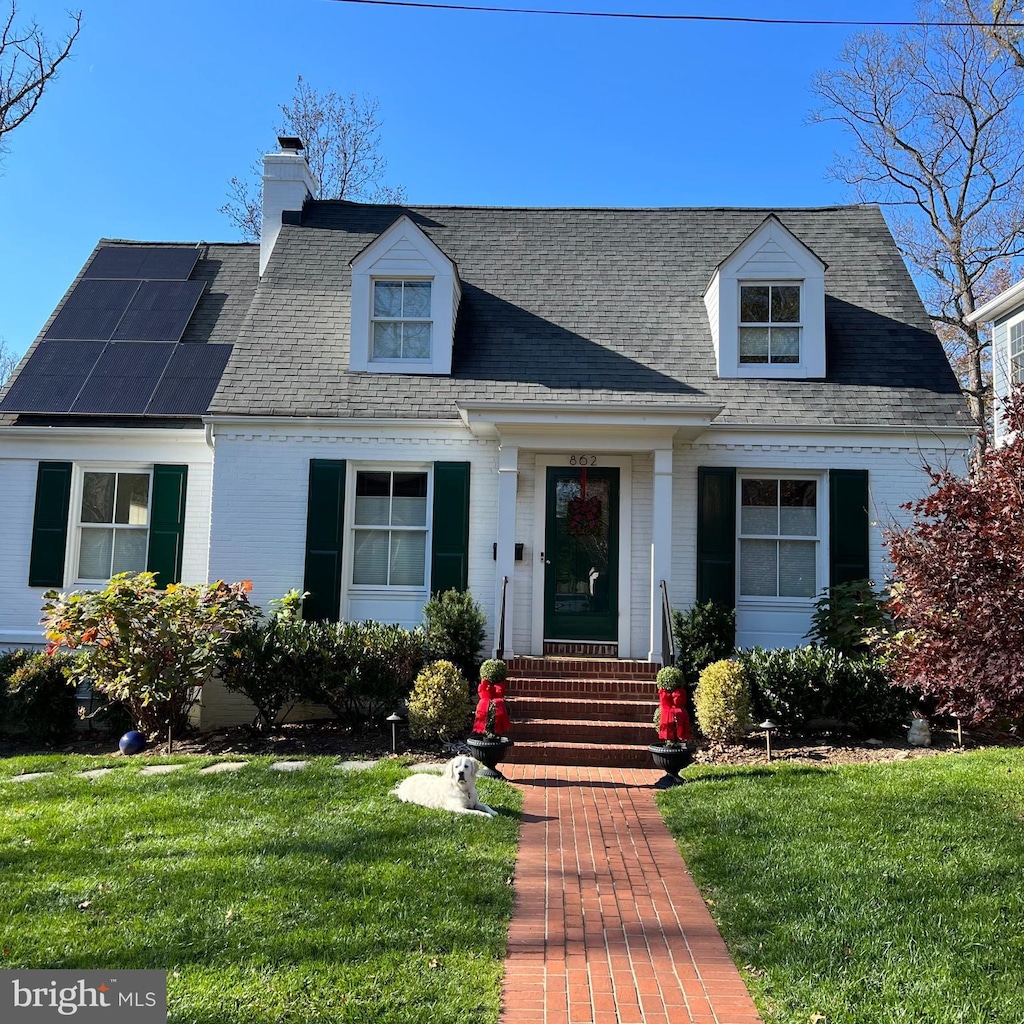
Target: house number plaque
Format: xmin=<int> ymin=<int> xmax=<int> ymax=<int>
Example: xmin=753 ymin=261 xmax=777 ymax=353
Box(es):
xmin=568 ymin=454 xmax=598 ymax=466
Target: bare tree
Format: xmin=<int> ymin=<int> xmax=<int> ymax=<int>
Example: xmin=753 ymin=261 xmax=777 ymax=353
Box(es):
xmin=810 ymin=5 xmax=1024 ymax=435
xmin=0 ymin=2 xmax=81 ymax=160
xmin=220 ymin=75 xmax=405 ymax=240
xmin=959 ymin=0 xmax=1024 ymax=66
xmin=0 ymin=336 xmax=19 ymax=386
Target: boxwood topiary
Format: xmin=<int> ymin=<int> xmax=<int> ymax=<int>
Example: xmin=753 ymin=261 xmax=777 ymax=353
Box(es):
xmin=407 ymin=660 xmax=473 ymax=742
xmin=694 ymin=659 xmax=751 ymax=742
xmin=479 ymin=658 xmax=508 ymax=683
xmin=656 ymin=666 xmax=685 ymax=691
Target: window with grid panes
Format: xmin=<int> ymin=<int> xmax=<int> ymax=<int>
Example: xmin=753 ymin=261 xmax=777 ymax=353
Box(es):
xmin=76 ymin=471 xmax=151 ymax=582
xmin=738 ymin=477 xmax=818 ymax=598
xmin=739 ymin=283 xmax=801 ymax=364
xmin=1011 ymin=320 xmax=1024 ymax=383
xmin=351 ymin=470 xmax=429 ymax=587
xmin=371 ymin=280 xmax=432 ymax=360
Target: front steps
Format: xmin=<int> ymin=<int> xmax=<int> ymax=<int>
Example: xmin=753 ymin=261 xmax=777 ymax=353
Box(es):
xmin=505 ymin=656 xmax=660 ymax=768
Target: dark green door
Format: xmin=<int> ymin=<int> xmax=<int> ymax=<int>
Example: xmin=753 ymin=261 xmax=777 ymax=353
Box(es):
xmin=543 ymin=466 xmax=619 ymax=641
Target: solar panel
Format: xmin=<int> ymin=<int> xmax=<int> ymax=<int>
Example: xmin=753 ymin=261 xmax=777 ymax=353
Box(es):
xmin=0 ymin=341 xmax=105 ymax=413
xmin=84 ymin=246 xmax=200 ymax=281
xmin=70 ymin=343 xmax=174 ymax=415
xmin=43 ymin=279 xmax=140 ymax=341
xmin=146 ymin=344 xmax=232 ymax=415
xmin=111 ymin=280 xmax=205 ymax=343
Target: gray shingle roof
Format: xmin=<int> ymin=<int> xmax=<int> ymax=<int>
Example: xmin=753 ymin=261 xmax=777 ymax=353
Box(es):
xmin=210 ymin=202 xmax=968 ymax=428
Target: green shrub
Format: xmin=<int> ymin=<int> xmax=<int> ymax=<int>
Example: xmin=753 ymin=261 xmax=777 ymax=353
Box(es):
xmin=656 ymin=666 xmax=685 ymax=691
xmin=423 ymin=589 xmax=487 ymax=683
xmin=352 ymin=621 xmax=427 ymax=721
xmin=672 ymin=601 xmax=736 ymax=687
xmin=407 ymin=660 xmax=473 ymax=742
xmin=806 ymin=579 xmax=892 ymax=655
xmin=694 ymin=659 xmax=751 ymax=741
xmin=741 ymin=645 xmax=914 ymax=736
xmin=221 ymin=616 xmax=293 ymax=732
xmin=284 ymin=619 xmax=357 ymax=721
xmin=2 ymin=650 xmax=77 ymax=742
xmin=479 ymin=658 xmax=508 ymax=683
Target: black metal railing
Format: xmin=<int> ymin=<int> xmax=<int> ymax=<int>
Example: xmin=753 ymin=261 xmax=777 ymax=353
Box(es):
xmin=497 ymin=575 xmax=509 ymax=661
xmin=659 ymin=579 xmax=676 ymax=667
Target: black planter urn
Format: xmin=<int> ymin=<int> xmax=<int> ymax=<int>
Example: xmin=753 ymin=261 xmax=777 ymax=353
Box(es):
xmin=466 ymin=736 xmax=513 ymax=780
xmin=648 ymin=742 xmax=695 ymax=789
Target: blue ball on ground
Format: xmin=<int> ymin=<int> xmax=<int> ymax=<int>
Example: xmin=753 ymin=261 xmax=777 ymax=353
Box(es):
xmin=119 ymin=730 xmax=147 ymax=755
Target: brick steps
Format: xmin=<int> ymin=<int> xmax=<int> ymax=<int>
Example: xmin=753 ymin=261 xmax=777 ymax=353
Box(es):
xmin=505 ymin=657 xmax=660 ymax=768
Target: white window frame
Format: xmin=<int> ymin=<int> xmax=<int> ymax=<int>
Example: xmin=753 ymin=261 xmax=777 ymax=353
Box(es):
xmin=1010 ymin=318 xmax=1024 ymax=384
xmin=71 ymin=464 xmax=153 ymax=586
xmin=344 ymin=463 xmax=433 ymax=595
xmin=736 ymin=472 xmax=824 ymax=604
xmin=738 ymin=281 xmax=803 ymax=365
xmin=370 ymin=278 xmax=434 ymax=363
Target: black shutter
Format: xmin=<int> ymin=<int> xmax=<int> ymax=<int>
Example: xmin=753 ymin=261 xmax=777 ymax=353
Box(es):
xmin=147 ymin=465 xmax=188 ymax=588
xmin=696 ymin=466 xmax=736 ymax=608
xmin=431 ymin=461 xmax=471 ymax=594
xmin=303 ymin=459 xmax=346 ymax=621
xmin=829 ymin=469 xmax=870 ymax=585
xmin=28 ymin=462 xmax=73 ymax=587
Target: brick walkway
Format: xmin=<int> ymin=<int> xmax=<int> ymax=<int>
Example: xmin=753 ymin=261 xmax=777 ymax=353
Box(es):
xmin=500 ymin=765 xmax=763 ymax=1024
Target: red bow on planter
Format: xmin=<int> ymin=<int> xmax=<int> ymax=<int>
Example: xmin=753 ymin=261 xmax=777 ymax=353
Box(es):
xmin=658 ymin=689 xmax=691 ymax=743
xmin=473 ymin=680 xmax=511 ymax=735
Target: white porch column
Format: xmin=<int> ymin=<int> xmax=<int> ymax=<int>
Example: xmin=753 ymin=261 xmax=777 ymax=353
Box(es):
xmin=494 ymin=444 xmax=519 ymax=659
xmin=649 ymin=446 xmax=674 ymax=663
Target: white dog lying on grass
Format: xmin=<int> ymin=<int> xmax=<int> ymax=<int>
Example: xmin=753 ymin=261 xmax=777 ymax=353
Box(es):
xmin=393 ymin=755 xmax=498 ymax=817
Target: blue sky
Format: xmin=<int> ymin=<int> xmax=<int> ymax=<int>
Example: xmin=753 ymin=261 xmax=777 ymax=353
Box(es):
xmin=0 ymin=0 xmax=923 ymax=361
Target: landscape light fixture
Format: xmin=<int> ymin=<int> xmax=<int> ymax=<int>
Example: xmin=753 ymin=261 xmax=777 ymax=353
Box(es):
xmin=759 ymin=719 xmax=779 ymax=762
xmin=386 ymin=712 xmax=403 ymax=753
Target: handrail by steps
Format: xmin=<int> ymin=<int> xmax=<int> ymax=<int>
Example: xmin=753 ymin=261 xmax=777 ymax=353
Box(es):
xmin=659 ymin=579 xmax=676 ymax=667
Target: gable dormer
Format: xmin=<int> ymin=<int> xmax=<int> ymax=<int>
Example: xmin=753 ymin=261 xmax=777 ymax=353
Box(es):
xmin=349 ymin=216 xmax=461 ymax=375
xmin=704 ymin=215 xmax=826 ymax=379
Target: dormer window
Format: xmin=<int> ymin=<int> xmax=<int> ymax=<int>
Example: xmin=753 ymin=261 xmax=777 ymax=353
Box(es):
xmin=349 ymin=216 xmax=460 ymax=376
xmin=704 ymin=216 xmax=826 ymax=380
xmin=739 ymin=284 xmax=801 ymax=365
xmin=372 ymin=280 xmax=432 ymax=360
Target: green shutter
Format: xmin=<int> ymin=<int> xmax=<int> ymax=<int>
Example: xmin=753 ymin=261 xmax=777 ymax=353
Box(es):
xmin=28 ymin=462 xmax=72 ymax=587
xmin=431 ymin=461 xmax=471 ymax=594
xmin=147 ymin=465 xmax=188 ymax=588
xmin=303 ymin=459 xmax=346 ymax=621
xmin=696 ymin=466 xmax=736 ymax=608
xmin=829 ymin=469 xmax=870 ymax=586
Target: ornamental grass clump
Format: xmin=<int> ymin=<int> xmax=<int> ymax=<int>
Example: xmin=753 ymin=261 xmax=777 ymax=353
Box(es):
xmin=407 ymin=660 xmax=472 ymax=742
xmin=694 ymin=658 xmax=751 ymax=742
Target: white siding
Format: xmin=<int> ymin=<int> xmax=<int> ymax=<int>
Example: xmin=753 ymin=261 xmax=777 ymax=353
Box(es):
xmin=0 ymin=430 xmax=213 ymax=649
xmin=735 ymin=237 xmax=805 ymax=278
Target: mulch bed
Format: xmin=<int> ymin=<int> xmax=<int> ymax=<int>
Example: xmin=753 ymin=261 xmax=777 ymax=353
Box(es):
xmin=1 ymin=720 xmax=1013 ymax=766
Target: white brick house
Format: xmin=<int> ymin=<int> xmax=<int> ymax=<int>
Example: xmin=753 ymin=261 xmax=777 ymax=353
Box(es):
xmin=0 ymin=143 xmax=972 ymax=725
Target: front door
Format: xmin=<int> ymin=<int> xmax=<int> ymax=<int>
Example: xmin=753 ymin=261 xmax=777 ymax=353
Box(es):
xmin=543 ymin=466 xmax=619 ymax=641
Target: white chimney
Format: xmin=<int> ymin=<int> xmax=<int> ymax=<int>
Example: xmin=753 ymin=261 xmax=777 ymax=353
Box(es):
xmin=259 ymin=136 xmax=316 ymax=276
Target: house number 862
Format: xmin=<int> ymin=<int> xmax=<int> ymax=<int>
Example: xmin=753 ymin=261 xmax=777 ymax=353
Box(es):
xmin=569 ymin=454 xmax=597 ymax=466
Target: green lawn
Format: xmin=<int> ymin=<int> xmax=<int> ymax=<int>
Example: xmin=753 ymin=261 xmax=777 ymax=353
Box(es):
xmin=0 ymin=756 xmax=521 ymax=1024
xmin=658 ymin=749 xmax=1024 ymax=1024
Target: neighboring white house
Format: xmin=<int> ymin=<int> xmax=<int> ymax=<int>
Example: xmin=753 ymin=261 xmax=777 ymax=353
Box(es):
xmin=0 ymin=143 xmax=973 ymax=725
xmin=965 ymin=278 xmax=1024 ymax=443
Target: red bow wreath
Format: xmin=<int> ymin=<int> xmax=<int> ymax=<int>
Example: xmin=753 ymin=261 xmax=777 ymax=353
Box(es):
xmin=658 ymin=689 xmax=691 ymax=743
xmin=473 ymin=680 xmax=511 ymax=735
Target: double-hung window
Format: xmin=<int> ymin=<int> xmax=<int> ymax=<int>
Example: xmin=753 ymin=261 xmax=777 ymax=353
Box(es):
xmin=76 ymin=470 xmax=151 ymax=582
xmin=739 ymin=477 xmax=818 ymax=598
xmin=1011 ymin=320 xmax=1024 ymax=384
xmin=739 ymin=283 xmax=801 ymax=364
xmin=371 ymin=280 xmax=432 ymax=361
xmin=352 ymin=470 xmax=429 ymax=588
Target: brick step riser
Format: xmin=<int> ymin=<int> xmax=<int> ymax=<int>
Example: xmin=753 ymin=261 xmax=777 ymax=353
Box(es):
xmin=507 ymin=742 xmax=653 ymax=768
xmin=515 ymin=722 xmax=652 ymax=745
xmin=511 ymin=679 xmax=658 ymax=699
xmin=510 ymin=698 xmax=655 ymax=722
xmin=508 ymin=658 xmax=659 ymax=680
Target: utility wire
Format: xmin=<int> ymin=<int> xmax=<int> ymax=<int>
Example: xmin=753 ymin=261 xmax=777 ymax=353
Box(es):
xmin=327 ymin=0 xmax=1013 ymax=26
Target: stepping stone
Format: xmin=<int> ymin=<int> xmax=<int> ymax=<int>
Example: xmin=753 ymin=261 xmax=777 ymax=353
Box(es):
xmin=78 ymin=768 xmax=116 ymax=779
xmin=139 ymin=764 xmax=187 ymax=776
xmin=335 ymin=760 xmax=379 ymax=771
xmin=6 ymin=772 xmax=53 ymax=782
xmin=269 ymin=760 xmax=309 ymax=772
xmin=410 ymin=763 xmax=447 ymax=774
xmin=200 ymin=761 xmax=249 ymax=774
